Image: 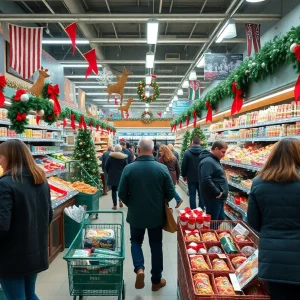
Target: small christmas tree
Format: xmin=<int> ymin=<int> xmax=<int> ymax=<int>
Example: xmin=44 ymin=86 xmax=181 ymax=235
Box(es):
xmin=190 ymin=126 xmax=208 ymax=149
xmin=73 ymin=129 xmax=100 ymax=186
xmin=179 ymin=130 xmax=191 ymax=167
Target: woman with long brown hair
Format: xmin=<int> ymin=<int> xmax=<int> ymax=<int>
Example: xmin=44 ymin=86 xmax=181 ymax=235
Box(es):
xmin=0 ymin=139 xmax=52 ymax=300
xmin=247 ymin=138 xmax=300 ymax=299
xmin=158 ymin=144 xmax=183 ymax=208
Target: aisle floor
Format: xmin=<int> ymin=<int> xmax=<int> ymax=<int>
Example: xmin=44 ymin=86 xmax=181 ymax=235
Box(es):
xmin=36 ymin=186 xmax=190 ymax=300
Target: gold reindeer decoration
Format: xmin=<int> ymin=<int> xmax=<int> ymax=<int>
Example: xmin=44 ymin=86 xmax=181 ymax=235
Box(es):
xmin=105 ymin=67 xmax=131 ymax=105
xmin=28 ymin=66 xmax=50 ymax=97
xmin=118 ymin=97 xmax=133 ymax=119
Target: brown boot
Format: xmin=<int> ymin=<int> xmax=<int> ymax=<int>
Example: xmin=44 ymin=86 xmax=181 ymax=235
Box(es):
xmin=119 ymin=201 xmax=124 ymax=208
xmin=152 ymin=278 xmax=166 ymax=291
xmin=135 ymin=269 xmax=145 ymax=289
xmin=175 ymin=199 xmax=183 ymax=209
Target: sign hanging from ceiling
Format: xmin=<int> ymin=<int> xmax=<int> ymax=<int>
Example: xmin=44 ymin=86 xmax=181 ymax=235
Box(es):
xmin=204 ymin=53 xmax=243 ymax=81
xmin=172 ymin=100 xmax=191 ymax=116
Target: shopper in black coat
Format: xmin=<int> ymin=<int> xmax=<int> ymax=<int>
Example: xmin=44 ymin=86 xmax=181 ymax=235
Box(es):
xmin=120 ymin=141 xmax=132 ymax=164
xmin=0 ymin=140 xmax=52 ymax=300
xmin=247 ymin=138 xmax=300 ymax=299
xmin=106 ymin=144 xmax=128 ymax=209
xmin=181 ymin=137 xmax=204 ymax=209
xmin=101 ymin=145 xmax=113 ymax=189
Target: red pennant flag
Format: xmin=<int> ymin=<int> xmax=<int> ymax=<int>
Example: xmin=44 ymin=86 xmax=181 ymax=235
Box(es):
xmin=231 ymin=82 xmax=244 ymax=116
xmin=71 ymin=113 xmax=76 ymax=130
xmin=79 ymin=115 xmax=87 ymax=130
xmin=126 ymin=111 xmax=129 ymax=119
xmin=186 ymin=115 xmax=189 ymax=127
xmin=193 ymin=110 xmax=197 ymax=128
xmin=157 ymin=112 xmax=162 ymax=117
xmin=47 ymin=84 xmax=61 ymax=117
xmin=84 ymin=49 xmax=99 ymax=79
xmin=206 ymin=101 xmax=213 ymax=123
xmin=65 ymin=23 xmax=77 ymax=56
xmin=89 ymin=121 xmax=93 ymax=131
xmin=36 ymin=115 xmax=41 ymax=125
xmin=109 ymin=114 xmax=113 ymax=118
xmin=152 ymin=74 xmax=157 ymax=78
xmin=63 ymin=118 xmax=67 ymax=128
xmin=292 ymin=45 xmax=300 ymax=104
xmin=0 ymin=75 xmax=6 ymax=107
xmin=114 ymin=96 xmax=119 ymax=106
xmin=179 ymin=121 xmax=182 ymax=129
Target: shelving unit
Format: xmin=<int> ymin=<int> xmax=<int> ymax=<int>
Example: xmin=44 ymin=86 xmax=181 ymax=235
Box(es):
xmin=226 ymin=200 xmax=247 ymax=222
xmin=208 ymin=136 xmax=300 ymax=143
xmin=222 ymin=160 xmax=260 ymax=172
xmin=32 ymin=150 xmax=63 ymax=156
xmin=228 ymin=180 xmax=251 ymax=194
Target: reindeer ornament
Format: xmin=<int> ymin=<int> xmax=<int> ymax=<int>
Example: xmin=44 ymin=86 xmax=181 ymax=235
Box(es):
xmin=118 ymin=97 xmax=133 ymax=119
xmin=28 ymin=67 xmax=50 ymax=97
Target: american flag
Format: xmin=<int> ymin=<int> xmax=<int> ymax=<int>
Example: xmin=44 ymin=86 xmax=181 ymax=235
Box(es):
xmin=9 ymin=24 xmax=43 ymax=80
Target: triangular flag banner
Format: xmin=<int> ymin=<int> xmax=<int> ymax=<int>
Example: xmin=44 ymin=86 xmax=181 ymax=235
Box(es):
xmin=65 ymin=23 xmax=77 ymax=56
xmin=63 ymin=118 xmax=67 ymax=128
xmin=84 ymin=49 xmax=98 ymax=79
xmin=179 ymin=121 xmax=182 ymax=129
xmin=79 ymin=115 xmax=87 ymax=130
xmin=206 ymin=101 xmax=213 ymax=123
xmin=89 ymin=121 xmax=93 ymax=131
xmin=36 ymin=115 xmax=41 ymax=125
xmin=188 ymin=80 xmax=201 ymax=100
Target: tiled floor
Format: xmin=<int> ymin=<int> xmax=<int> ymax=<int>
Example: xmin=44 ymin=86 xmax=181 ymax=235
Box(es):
xmin=36 ymin=186 xmax=190 ymax=300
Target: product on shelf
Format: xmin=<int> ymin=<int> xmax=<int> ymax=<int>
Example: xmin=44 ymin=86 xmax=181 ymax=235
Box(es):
xmin=212 ymin=258 xmax=230 ymax=271
xmin=235 ymin=235 xmax=250 ymax=243
xmin=193 ymin=273 xmax=214 ymax=295
xmin=208 ymin=246 xmax=223 ymax=254
xmin=190 ymin=255 xmax=210 ymax=271
xmin=215 ymin=276 xmax=236 ymax=295
xmin=231 ymin=256 xmax=247 ymax=269
xmin=240 ymin=246 xmax=256 ymax=256
xmin=50 ymin=153 xmax=71 ymax=162
xmin=202 ymin=231 xmax=218 ymax=242
xmin=185 ymin=230 xmax=201 ymax=242
xmin=218 ymin=232 xmax=234 ymax=242
xmin=35 ymin=156 xmax=65 ymax=173
xmin=220 ymin=236 xmax=239 ymax=254
xmin=187 ymin=242 xmax=207 ymax=255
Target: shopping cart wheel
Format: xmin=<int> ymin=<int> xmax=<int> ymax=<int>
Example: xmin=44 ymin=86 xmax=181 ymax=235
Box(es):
xmin=122 ymin=281 xmax=126 ymax=300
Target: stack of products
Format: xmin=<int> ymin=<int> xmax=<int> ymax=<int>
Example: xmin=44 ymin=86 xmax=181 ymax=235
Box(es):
xmin=35 ymin=156 xmax=65 ymax=173
xmin=50 ymin=153 xmax=72 ymax=162
xmin=31 ymin=145 xmax=60 ymax=153
xmin=225 ymin=168 xmax=253 ymax=190
xmin=228 ymin=191 xmax=248 ymax=212
xmin=0 ymin=108 xmax=8 ymax=120
xmin=0 ymin=127 xmax=61 ymax=139
xmin=27 ymin=115 xmax=61 ymax=129
xmin=224 ymin=203 xmax=244 ymax=221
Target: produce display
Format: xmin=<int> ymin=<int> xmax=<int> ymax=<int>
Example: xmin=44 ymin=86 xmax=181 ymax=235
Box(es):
xmin=35 ymin=156 xmax=65 ymax=173
xmin=50 ymin=153 xmax=72 ymax=163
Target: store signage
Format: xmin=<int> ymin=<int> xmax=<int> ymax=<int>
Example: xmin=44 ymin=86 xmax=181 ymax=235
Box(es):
xmin=172 ymin=100 xmax=191 ymax=115
xmin=118 ymin=132 xmax=175 ymax=137
xmin=204 ymin=53 xmax=243 ymax=81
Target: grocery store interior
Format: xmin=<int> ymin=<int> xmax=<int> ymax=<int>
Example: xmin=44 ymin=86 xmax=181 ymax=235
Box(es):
xmin=0 ymin=0 xmax=300 ymax=299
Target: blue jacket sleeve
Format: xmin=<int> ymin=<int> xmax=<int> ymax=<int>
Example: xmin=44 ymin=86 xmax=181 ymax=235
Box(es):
xmin=118 ymin=168 xmax=129 ymax=205
xmin=247 ymin=187 xmax=262 ymax=233
xmin=199 ymin=160 xmax=221 ymax=197
xmin=0 ymin=181 xmax=13 ymax=241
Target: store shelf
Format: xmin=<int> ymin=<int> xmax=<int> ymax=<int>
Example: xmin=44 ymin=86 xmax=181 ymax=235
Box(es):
xmin=63 ymin=151 xmax=74 ymax=155
xmin=226 ymin=200 xmax=247 ymax=222
xmin=94 ymin=141 xmax=107 ymax=145
xmin=32 ymin=150 xmax=63 ymax=156
xmin=0 ymin=137 xmax=64 ymax=142
xmin=209 ymin=116 xmax=300 ymax=133
xmin=45 ymin=169 xmax=67 ymax=178
xmin=228 ymin=180 xmax=251 ymax=194
xmin=224 ymin=210 xmax=239 ymax=221
xmin=222 ymin=160 xmax=261 ymax=172
xmin=0 ymin=119 xmax=63 ymax=131
xmin=208 ymin=135 xmax=300 ymax=143
xmin=51 ymin=190 xmax=79 ymax=209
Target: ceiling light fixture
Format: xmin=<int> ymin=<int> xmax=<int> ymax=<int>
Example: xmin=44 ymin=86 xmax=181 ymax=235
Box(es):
xmin=246 ymin=0 xmax=265 ymax=2
xmin=177 ymin=89 xmax=183 ymax=96
xmin=164 ymin=112 xmax=166 ymax=114
xmin=173 ymin=95 xmax=178 ymax=101
xmin=169 ymin=103 xmax=172 ymax=107
xmin=182 ymin=80 xmax=189 ymax=88
xmin=166 ymin=107 xmax=170 ymax=111
xmin=197 ymin=55 xmax=205 ymax=68
xmin=189 ymin=70 xmax=197 ymax=80
xmin=146 ymin=52 xmax=155 ymax=68
xmin=216 ymin=19 xmax=237 ymax=43
xmin=147 ymin=19 xmax=159 ymax=45
xmin=145 ymin=75 xmax=152 ymax=84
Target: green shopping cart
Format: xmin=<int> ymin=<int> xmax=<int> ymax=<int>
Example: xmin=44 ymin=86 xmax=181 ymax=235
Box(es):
xmin=64 ymin=210 xmax=125 ymax=300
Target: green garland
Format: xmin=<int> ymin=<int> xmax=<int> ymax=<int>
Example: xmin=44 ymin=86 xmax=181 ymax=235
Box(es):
xmin=107 ymin=117 xmax=172 ymax=121
xmin=141 ymin=111 xmax=154 ymax=124
xmin=137 ymin=79 xmax=160 ymax=103
xmin=190 ymin=127 xmax=207 ymax=149
xmin=179 ymin=130 xmax=191 ymax=167
xmin=170 ymin=25 xmax=300 ymax=127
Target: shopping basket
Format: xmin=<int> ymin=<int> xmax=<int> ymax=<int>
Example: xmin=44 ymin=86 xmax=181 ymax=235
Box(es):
xmin=64 ymin=210 xmax=125 ymax=300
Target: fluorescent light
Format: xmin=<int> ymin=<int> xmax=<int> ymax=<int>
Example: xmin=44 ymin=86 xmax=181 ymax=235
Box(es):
xmin=177 ymin=89 xmax=183 ymax=96
xmin=216 ymin=19 xmax=236 ymax=43
xmin=42 ymin=39 xmax=89 ymax=44
xmin=246 ymin=0 xmax=265 ymax=2
xmin=146 ymin=52 xmax=155 ymax=68
xmin=166 ymin=107 xmax=170 ymax=111
xmin=92 ymin=99 xmax=108 ymax=102
xmin=147 ymin=19 xmax=159 ymax=45
xmin=145 ymin=108 xmax=149 ymax=112
xmin=169 ymin=103 xmax=172 ymax=107
xmin=146 ymin=75 xmax=152 ymax=84
xmin=197 ymin=55 xmax=205 ymax=68
xmin=164 ymin=112 xmax=166 ymax=114
xmin=189 ymin=70 xmax=197 ymax=80
xmin=62 ymin=64 xmax=102 ymax=68
xmin=145 ymin=103 xmax=149 ymax=108
xmin=173 ymin=95 xmax=178 ymax=101
xmin=182 ymin=80 xmax=189 ymax=88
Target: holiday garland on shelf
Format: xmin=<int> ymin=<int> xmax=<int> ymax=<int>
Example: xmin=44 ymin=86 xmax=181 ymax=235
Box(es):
xmin=141 ymin=110 xmax=154 ymax=124
xmin=179 ymin=130 xmax=191 ymax=167
xmin=170 ymin=25 xmax=300 ymax=129
xmin=106 ymin=117 xmax=173 ymax=121
xmin=190 ymin=127 xmax=207 ymax=149
xmin=137 ymin=78 xmax=160 ymax=103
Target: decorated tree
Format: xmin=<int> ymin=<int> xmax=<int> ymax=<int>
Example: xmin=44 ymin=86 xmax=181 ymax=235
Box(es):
xmin=179 ymin=130 xmax=191 ymax=166
xmin=73 ymin=129 xmax=100 ymax=186
xmin=190 ymin=127 xmax=207 ymax=149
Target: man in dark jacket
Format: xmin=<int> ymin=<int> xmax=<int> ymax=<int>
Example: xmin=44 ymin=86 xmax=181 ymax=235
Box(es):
xmin=120 ymin=141 xmax=132 ymax=163
xmin=181 ymin=137 xmax=204 ymax=209
xmin=199 ymin=141 xmax=228 ymax=220
xmin=118 ymin=138 xmax=175 ymax=292
xmin=101 ymin=145 xmax=113 ymax=190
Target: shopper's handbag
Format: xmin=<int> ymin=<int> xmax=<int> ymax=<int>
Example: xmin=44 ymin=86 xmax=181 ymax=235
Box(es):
xmin=163 ymin=201 xmax=177 ymax=233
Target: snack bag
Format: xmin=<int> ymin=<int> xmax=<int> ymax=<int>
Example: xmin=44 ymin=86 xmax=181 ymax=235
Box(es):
xmin=193 ymin=273 xmax=214 ymax=295
xmin=84 ymin=229 xmax=116 ymax=250
xmin=190 ymin=255 xmax=210 ymax=271
xmin=218 ymin=232 xmax=234 ymax=242
xmin=235 ymin=234 xmax=250 ymax=242
xmin=212 ymin=258 xmax=230 ymax=271
xmin=185 ymin=230 xmax=201 ymax=242
xmin=202 ymin=232 xmax=218 ymax=242
xmin=231 ymin=256 xmax=247 ymax=269
xmin=215 ymin=276 xmax=236 ymax=295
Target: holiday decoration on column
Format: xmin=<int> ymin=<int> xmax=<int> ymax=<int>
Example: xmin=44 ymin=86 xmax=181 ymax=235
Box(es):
xmin=290 ymin=43 xmax=300 ymax=103
xmin=117 ymin=97 xmax=133 ymax=118
xmin=105 ymin=67 xmax=131 ymax=105
xmin=84 ymin=49 xmax=99 ymax=79
xmin=65 ymin=22 xmax=77 ymax=55
xmin=45 ymin=83 xmax=61 ymax=117
xmin=188 ymin=80 xmax=201 ymax=100
xmin=8 ymin=24 xmax=43 ymax=79
xmin=157 ymin=112 xmax=162 ymax=117
xmin=28 ymin=67 xmax=50 ymax=97
xmin=231 ymin=81 xmax=244 ymax=116
xmin=245 ymin=23 xmax=261 ymax=57
xmin=205 ymin=101 xmax=213 ymax=123
xmin=179 ymin=130 xmax=191 ymax=167
xmin=190 ymin=126 xmax=207 ymax=149
xmin=141 ymin=110 xmax=154 ymax=124
xmin=73 ymin=129 xmax=100 ymax=185
xmin=0 ymin=75 xmax=6 ymax=107
xmin=137 ymin=77 xmax=160 ymax=104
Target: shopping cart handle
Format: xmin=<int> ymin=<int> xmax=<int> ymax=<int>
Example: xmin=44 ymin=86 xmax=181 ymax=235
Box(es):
xmin=82 ymin=210 xmax=124 ymax=225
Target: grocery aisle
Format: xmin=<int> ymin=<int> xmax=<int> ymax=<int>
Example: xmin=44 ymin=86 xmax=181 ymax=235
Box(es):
xmin=35 ymin=186 xmax=190 ymax=300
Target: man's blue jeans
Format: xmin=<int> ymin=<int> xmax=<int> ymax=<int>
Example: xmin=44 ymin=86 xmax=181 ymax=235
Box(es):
xmin=187 ymin=182 xmax=204 ymax=209
xmin=174 ymin=189 xmax=181 ymax=203
xmin=0 ymin=273 xmax=39 ymax=300
xmin=130 ymin=225 xmax=163 ymax=284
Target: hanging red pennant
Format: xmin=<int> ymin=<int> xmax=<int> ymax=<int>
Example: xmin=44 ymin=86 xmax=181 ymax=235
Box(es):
xmin=36 ymin=115 xmax=41 ymax=125
xmin=84 ymin=49 xmax=99 ymax=79
xmin=206 ymin=101 xmax=213 ymax=123
xmin=114 ymin=96 xmax=119 ymax=106
xmin=193 ymin=110 xmax=197 ymax=128
xmin=157 ymin=112 xmax=162 ymax=117
xmin=79 ymin=115 xmax=87 ymax=130
xmin=47 ymin=84 xmax=61 ymax=117
xmin=291 ymin=44 xmax=300 ymax=104
xmin=89 ymin=121 xmax=93 ymax=131
xmin=179 ymin=121 xmax=182 ymax=129
xmin=109 ymin=114 xmax=113 ymax=118
xmin=126 ymin=111 xmax=129 ymax=119
xmin=231 ymin=82 xmax=244 ymax=116
xmin=65 ymin=23 xmax=77 ymax=56
xmin=71 ymin=113 xmax=76 ymax=130
xmin=186 ymin=115 xmax=189 ymax=127
xmin=0 ymin=75 xmax=6 ymax=107
xmin=63 ymin=118 xmax=67 ymax=128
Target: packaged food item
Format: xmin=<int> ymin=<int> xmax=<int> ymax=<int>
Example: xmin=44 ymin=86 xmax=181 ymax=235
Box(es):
xmin=203 ymin=214 xmax=211 ymax=229
xmin=187 ymin=216 xmax=196 ymax=230
xmin=84 ymin=229 xmax=116 ymax=250
xmin=179 ymin=214 xmax=189 ymax=227
xmin=231 ymin=256 xmax=247 ymax=269
xmin=218 ymin=232 xmax=234 ymax=242
xmin=215 ymin=276 xmax=236 ymax=295
xmin=193 ymin=273 xmax=214 ymax=295
xmin=196 ymin=215 xmax=204 ymax=230
xmin=235 ymin=234 xmax=250 ymax=242
xmin=185 ymin=230 xmax=201 ymax=242
xmin=220 ymin=236 xmax=239 ymax=254
xmin=187 ymin=242 xmax=207 ymax=255
xmin=208 ymin=246 xmax=223 ymax=254
xmin=73 ymin=249 xmax=91 ymax=257
xmin=190 ymin=255 xmax=210 ymax=271
xmin=241 ymin=246 xmax=256 ymax=256
xmin=212 ymin=258 xmax=230 ymax=271
xmin=202 ymin=232 xmax=218 ymax=242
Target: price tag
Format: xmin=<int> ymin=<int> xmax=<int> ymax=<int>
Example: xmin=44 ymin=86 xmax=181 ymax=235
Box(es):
xmin=217 ymin=254 xmax=227 ymax=259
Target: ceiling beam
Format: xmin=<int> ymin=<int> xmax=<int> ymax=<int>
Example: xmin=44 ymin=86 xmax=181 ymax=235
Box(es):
xmin=0 ymin=13 xmax=281 ymax=23
xmin=61 ymin=60 xmax=194 ymax=64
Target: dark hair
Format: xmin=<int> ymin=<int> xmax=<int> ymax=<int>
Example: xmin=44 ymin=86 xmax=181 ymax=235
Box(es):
xmin=0 ymin=139 xmax=46 ymax=184
xmin=258 ymin=138 xmax=300 ymax=183
xmin=126 ymin=142 xmax=131 ymax=148
xmin=192 ymin=137 xmax=201 ymax=145
xmin=212 ymin=141 xmax=228 ymax=150
xmin=120 ymin=141 xmax=126 ymax=147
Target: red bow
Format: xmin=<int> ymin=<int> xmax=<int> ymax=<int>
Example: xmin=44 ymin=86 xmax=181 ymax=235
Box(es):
xmin=63 ymin=118 xmax=67 ymax=127
xmin=16 ymin=112 xmax=26 ymax=121
xmin=79 ymin=115 xmax=87 ymax=130
xmin=231 ymin=81 xmax=243 ymax=116
xmin=0 ymin=75 xmax=6 ymax=107
xmin=206 ymin=101 xmax=213 ymax=123
xmin=186 ymin=115 xmax=189 ymax=127
xmin=193 ymin=110 xmax=197 ymax=128
xmin=293 ymin=46 xmax=300 ymax=104
xmin=96 ymin=124 xmax=100 ymax=131
xmin=89 ymin=121 xmax=93 ymax=131
xmin=14 ymin=89 xmax=27 ymax=101
xmin=71 ymin=114 xmax=76 ymax=130
xmin=47 ymin=84 xmax=61 ymax=117
xmin=179 ymin=121 xmax=182 ymax=129
xmin=36 ymin=115 xmax=41 ymax=125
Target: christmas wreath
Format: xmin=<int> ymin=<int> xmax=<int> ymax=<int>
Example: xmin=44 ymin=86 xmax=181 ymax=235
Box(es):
xmin=137 ymin=78 xmax=160 ymax=103
xmin=141 ymin=111 xmax=154 ymax=124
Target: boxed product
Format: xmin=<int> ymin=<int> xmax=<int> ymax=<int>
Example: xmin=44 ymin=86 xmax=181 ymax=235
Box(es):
xmin=84 ymin=228 xmax=116 ymax=250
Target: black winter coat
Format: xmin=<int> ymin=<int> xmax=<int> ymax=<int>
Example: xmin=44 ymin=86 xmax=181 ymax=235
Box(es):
xmin=198 ymin=150 xmax=228 ymax=203
xmin=122 ymin=148 xmax=132 ymax=164
xmin=0 ymin=170 xmax=52 ymax=278
xmin=181 ymin=145 xmax=203 ymax=182
xmin=101 ymin=150 xmax=111 ymax=172
xmin=106 ymin=152 xmax=128 ymax=186
xmin=248 ymin=177 xmax=300 ymax=285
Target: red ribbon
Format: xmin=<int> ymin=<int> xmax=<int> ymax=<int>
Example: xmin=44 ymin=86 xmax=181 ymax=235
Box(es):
xmin=89 ymin=121 xmax=93 ymax=131
xmin=36 ymin=116 xmax=41 ymax=125
xmin=293 ymin=46 xmax=300 ymax=104
xmin=16 ymin=112 xmax=27 ymax=121
xmin=96 ymin=124 xmax=100 ymax=131
xmin=179 ymin=121 xmax=182 ymax=129
xmin=206 ymin=101 xmax=213 ymax=123
xmin=71 ymin=114 xmax=76 ymax=130
xmin=48 ymin=84 xmax=61 ymax=117
xmin=186 ymin=115 xmax=189 ymax=127
xmin=193 ymin=110 xmax=197 ymax=128
xmin=0 ymin=75 xmax=6 ymax=107
xmin=79 ymin=115 xmax=87 ymax=130
xmin=231 ymin=81 xmax=244 ymax=116
xmin=62 ymin=118 xmax=67 ymax=128
xmin=14 ymin=89 xmax=27 ymax=101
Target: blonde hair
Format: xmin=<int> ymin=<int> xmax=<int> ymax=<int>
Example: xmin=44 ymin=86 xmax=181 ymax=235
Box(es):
xmin=0 ymin=139 xmax=46 ymax=184
xmin=159 ymin=144 xmax=176 ymax=162
xmin=167 ymin=143 xmax=174 ymax=151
